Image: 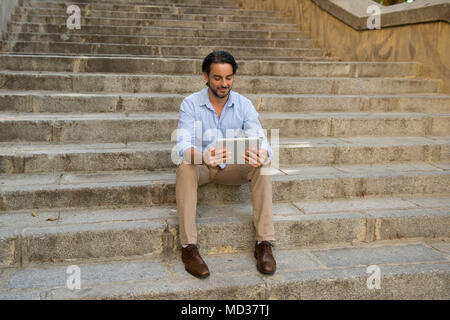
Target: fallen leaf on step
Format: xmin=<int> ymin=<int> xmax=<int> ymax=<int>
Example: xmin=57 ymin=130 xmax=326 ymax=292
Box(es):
xmin=46 ymin=218 xmax=58 ymax=222
xmin=31 ymin=211 xmax=38 ymax=217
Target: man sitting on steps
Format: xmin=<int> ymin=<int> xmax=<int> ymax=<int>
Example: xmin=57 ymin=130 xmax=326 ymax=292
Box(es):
xmin=175 ymin=51 xmax=276 ymax=279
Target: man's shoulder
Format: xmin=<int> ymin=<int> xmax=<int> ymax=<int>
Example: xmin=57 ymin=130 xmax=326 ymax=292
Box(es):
xmin=230 ymin=90 xmax=252 ymax=107
xmin=183 ymin=88 xmax=207 ymax=103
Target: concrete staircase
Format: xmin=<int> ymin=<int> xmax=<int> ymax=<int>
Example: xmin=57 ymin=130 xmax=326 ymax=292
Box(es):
xmin=0 ymin=0 xmax=449 ymax=299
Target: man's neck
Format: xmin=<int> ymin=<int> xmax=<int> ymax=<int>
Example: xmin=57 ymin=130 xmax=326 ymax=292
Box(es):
xmin=207 ymin=88 xmax=229 ymax=110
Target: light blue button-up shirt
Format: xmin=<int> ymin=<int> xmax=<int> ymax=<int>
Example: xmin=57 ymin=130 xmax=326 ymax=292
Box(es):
xmin=176 ymin=87 xmax=273 ymax=168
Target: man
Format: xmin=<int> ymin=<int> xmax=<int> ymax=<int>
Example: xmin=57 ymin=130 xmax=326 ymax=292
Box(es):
xmin=175 ymin=51 xmax=276 ymax=279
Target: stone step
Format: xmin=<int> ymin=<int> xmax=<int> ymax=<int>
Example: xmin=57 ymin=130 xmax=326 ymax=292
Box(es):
xmin=0 ymin=162 xmax=449 ymax=211
xmin=3 ymin=53 xmax=330 ymax=63
xmin=17 ymin=3 xmax=279 ymax=18
xmin=1 ymin=240 xmax=449 ymax=299
xmin=5 ymin=33 xmax=314 ymax=49
xmin=0 ymin=193 xmax=449 ymax=267
xmin=7 ymin=23 xmax=309 ymax=40
xmin=14 ymin=8 xmax=291 ymax=24
xmin=1 ymin=112 xmax=449 ymax=143
xmin=67 ymin=0 xmax=239 ymax=7
xmin=2 ymin=41 xmax=323 ymax=58
xmin=2 ymin=92 xmax=448 ymax=114
xmin=0 ymin=55 xmax=422 ymax=78
xmin=22 ymin=0 xmax=240 ymax=10
xmin=21 ymin=0 xmax=252 ymax=12
xmin=35 ymin=0 xmax=239 ymax=5
xmin=0 ymin=71 xmax=442 ymax=94
xmin=11 ymin=15 xmax=299 ymax=32
xmin=0 ymin=136 xmax=448 ymax=174
xmin=47 ymin=0 xmax=239 ymax=5
xmin=64 ymin=0 xmax=238 ymax=5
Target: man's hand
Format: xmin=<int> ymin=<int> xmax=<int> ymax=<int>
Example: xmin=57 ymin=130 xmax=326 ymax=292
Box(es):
xmin=203 ymin=147 xmax=231 ymax=168
xmin=242 ymin=147 xmax=269 ymax=168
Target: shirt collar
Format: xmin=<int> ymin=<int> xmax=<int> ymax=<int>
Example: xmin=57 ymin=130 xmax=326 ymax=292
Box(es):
xmin=200 ymin=87 xmax=235 ymax=111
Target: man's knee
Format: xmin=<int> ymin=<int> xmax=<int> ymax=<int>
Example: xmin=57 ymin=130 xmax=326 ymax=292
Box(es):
xmin=248 ymin=165 xmax=272 ymax=181
xmin=177 ymin=161 xmax=195 ymax=175
xmin=177 ymin=162 xmax=202 ymax=186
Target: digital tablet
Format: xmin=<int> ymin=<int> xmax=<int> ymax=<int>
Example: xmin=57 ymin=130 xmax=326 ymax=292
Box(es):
xmin=216 ymin=137 xmax=263 ymax=165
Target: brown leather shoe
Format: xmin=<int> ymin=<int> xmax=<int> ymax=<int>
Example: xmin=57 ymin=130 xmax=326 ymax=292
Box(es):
xmin=254 ymin=241 xmax=276 ymax=275
xmin=182 ymin=244 xmax=210 ymax=279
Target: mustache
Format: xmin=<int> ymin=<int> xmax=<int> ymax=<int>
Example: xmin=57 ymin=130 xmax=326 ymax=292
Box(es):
xmin=205 ymin=82 xmax=231 ymax=90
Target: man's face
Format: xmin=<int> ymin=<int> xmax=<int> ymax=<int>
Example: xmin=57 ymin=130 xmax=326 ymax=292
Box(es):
xmin=203 ymin=63 xmax=235 ymax=99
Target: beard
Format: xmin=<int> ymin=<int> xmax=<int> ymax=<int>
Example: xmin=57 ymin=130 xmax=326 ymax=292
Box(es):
xmin=206 ymin=81 xmax=232 ymax=99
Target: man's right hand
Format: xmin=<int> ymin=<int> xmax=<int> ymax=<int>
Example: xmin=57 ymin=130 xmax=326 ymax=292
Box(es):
xmin=203 ymin=147 xmax=231 ymax=168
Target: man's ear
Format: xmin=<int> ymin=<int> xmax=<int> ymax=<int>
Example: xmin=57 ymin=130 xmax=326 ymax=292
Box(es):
xmin=203 ymin=72 xmax=209 ymax=86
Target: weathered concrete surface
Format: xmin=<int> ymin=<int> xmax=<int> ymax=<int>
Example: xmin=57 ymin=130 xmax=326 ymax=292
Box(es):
xmin=14 ymin=7 xmax=291 ymax=23
xmin=0 ymin=72 xmax=443 ymax=94
xmin=0 ymin=112 xmax=448 ymax=143
xmin=7 ymin=22 xmax=308 ymax=39
xmin=0 ymin=241 xmax=448 ymax=299
xmin=238 ymin=0 xmax=450 ymax=92
xmin=0 ymin=0 xmax=448 ymax=300
xmin=0 ymin=136 xmax=448 ymax=173
xmin=3 ymin=41 xmax=324 ymax=58
xmin=0 ymin=163 xmax=448 ymax=211
xmin=1 ymin=91 xmax=448 ymax=114
xmin=0 ymin=55 xmax=423 ymax=77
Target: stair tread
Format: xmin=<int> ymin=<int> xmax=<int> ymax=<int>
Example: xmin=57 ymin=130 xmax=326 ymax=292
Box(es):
xmin=0 ymin=194 xmax=449 ymax=230
xmin=1 ymin=111 xmax=449 ymax=120
xmin=19 ymin=6 xmax=275 ymax=16
xmin=0 ymin=136 xmax=448 ymax=155
xmin=0 ymin=70 xmax=440 ymax=82
xmin=4 ymin=40 xmax=319 ymax=49
xmin=6 ymin=33 xmax=309 ymax=42
xmin=2 ymin=90 xmax=448 ymax=99
xmin=16 ymin=14 xmax=294 ymax=24
xmin=0 ymin=240 xmax=448 ymax=299
xmin=1 ymin=53 xmax=419 ymax=64
xmin=1 ymin=0 xmax=448 ymax=301
xmin=0 ymin=162 xmax=448 ymax=191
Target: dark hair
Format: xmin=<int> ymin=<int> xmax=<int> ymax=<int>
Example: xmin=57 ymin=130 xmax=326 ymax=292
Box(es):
xmin=202 ymin=51 xmax=238 ymax=75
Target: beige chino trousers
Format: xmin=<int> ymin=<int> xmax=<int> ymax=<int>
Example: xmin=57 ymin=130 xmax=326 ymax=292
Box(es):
xmin=176 ymin=162 xmax=275 ymax=245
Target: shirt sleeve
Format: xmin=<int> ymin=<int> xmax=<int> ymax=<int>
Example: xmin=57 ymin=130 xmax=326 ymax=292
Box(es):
xmin=242 ymin=99 xmax=273 ymax=159
xmin=176 ymin=98 xmax=200 ymax=159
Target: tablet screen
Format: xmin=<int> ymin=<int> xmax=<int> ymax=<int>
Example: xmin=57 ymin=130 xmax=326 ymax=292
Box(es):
xmin=216 ymin=137 xmax=263 ymax=165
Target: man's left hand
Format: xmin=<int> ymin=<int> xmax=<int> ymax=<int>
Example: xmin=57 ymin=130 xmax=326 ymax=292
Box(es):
xmin=242 ymin=147 xmax=269 ymax=168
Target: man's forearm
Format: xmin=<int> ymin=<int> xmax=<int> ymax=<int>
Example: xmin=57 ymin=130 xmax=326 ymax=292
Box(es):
xmin=183 ymin=148 xmax=205 ymax=165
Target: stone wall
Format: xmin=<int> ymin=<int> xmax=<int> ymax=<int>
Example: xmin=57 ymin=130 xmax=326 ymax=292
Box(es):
xmin=238 ymin=0 xmax=450 ymax=92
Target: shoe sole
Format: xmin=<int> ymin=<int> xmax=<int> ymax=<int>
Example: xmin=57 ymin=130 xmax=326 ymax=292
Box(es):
xmin=185 ymin=267 xmax=210 ymax=279
xmin=256 ymin=264 xmax=276 ymax=275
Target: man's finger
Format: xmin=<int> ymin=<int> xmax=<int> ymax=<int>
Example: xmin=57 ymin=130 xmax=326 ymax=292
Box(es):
xmin=213 ymin=148 xmax=228 ymax=157
xmin=242 ymin=154 xmax=260 ymax=167
xmin=243 ymin=152 xmax=259 ymax=166
xmin=246 ymin=149 xmax=267 ymax=167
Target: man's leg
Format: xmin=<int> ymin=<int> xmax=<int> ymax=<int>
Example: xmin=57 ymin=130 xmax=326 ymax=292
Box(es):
xmin=176 ymin=162 xmax=212 ymax=278
xmin=212 ymin=164 xmax=275 ymax=242
xmin=176 ymin=162 xmax=211 ymax=246
xmin=212 ymin=164 xmax=276 ymax=275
